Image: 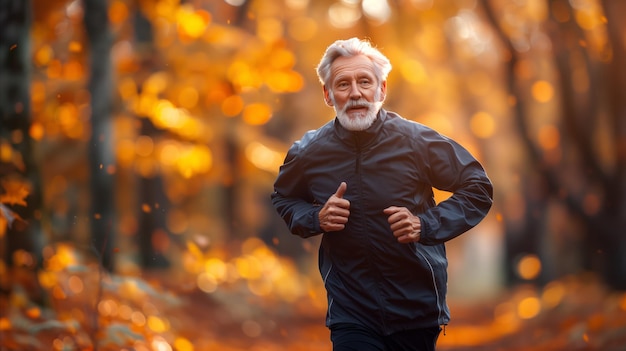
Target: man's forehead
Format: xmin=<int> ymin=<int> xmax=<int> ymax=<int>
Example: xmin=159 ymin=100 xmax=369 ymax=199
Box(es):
xmin=330 ymin=56 xmax=377 ymax=78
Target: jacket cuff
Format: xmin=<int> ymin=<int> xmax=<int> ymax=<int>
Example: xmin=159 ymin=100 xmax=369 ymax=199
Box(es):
xmin=314 ymin=208 xmax=322 ymax=231
xmin=303 ymin=207 xmax=323 ymax=237
xmin=418 ymin=215 xmax=431 ymax=244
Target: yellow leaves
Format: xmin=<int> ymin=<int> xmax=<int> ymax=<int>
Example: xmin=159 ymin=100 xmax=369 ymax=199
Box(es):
xmin=182 ymin=237 xmax=310 ymax=302
xmin=0 ymin=177 xmax=29 ymax=206
xmin=265 ymin=70 xmax=304 ymax=93
xmin=228 ymin=60 xmax=264 ymax=91
xmin=204 ymin=258 xmax=228 ymax=282
xmin=147 ymin=316 xmax=168 ymax=333
xmin=226 ymin=44 xmax=304 ymax=95
xmin=143 ymin=72 xmax=170 ymax=95
xmin=164 ymin=144 xmax=213 ymax=179
xmin=119 ymin=280 xmax=144 ymax=301
xmin=146 ymin=100 xmax=206 ymax=139
xmin=177 ymin=86 xmax=199 ymax=109
xmin=242 ymin=103 xmax=272 ymax=125
xmin=38 ymin=270 xmax=58 ymax=289
xmin=174 ymin=337 xmax=194 ymax=351
xmin=176 ymin=5 xmax=212 ymax=40
xmin=10 ymin=243 xmax=188 ymax=350
xmin=44 ymin=244 xmax=78 ymax=272
xmin=186 ymin=241 xmax=204 ymax=261
xmin=234 ymin=255 xmax=262 ymax=280
xmin=244 ymin=141 xmax=286 ymax=174
xmin=222 ymin=95 xmax=244 ymax=117
xmin=196 ymin=272 xmax=218 ymax=293
xmin=268 ymin=47 xmax=296 ymax=69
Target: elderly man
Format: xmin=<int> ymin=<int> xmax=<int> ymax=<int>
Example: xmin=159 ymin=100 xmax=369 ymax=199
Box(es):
xmin=271 ymin=37 xmax=493 ymax=351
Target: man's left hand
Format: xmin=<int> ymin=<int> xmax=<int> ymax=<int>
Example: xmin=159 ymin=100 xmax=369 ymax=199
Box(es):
xmin=383 ymin=206 xmax=421 ymax=243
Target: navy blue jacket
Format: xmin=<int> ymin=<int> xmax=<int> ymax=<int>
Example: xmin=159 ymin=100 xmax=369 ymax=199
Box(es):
xmin=271 ymin=109 xmax=493 ymax=335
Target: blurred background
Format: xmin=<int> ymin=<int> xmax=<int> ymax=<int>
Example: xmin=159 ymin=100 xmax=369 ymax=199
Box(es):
xmin=1 ymin=0 xmax=625 ymax=350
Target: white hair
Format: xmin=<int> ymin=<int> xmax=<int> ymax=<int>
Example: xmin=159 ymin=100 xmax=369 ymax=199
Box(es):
xmin=316 ymin=37 xmax=392 ymax=87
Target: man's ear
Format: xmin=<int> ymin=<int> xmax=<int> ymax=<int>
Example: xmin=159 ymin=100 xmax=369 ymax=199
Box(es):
xmin=379 ymin=80 xmax=387 ymax=102
xmin=323 ymin=86 xmax=334 ymax=106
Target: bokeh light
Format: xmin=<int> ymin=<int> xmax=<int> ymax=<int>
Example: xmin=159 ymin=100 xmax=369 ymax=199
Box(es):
xmin=517 ymin=254 xmax=542 ymax=280
xmin=531 ymin=80 xmax=554 ymax=103
xmin=470 ymin=111 xmax=496 ymax=139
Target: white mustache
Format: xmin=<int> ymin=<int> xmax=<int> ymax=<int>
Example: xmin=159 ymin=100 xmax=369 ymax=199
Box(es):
xmin=344 ymin=100 xmax=371 ymax=110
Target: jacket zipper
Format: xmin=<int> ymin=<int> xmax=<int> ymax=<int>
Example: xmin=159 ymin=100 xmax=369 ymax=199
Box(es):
xmin=354 ymin=133 xmax=389 ymax=332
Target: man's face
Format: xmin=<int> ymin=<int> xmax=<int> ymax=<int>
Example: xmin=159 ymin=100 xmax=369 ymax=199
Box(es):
xmin=324 ymin=55 xmax=387 ymax=131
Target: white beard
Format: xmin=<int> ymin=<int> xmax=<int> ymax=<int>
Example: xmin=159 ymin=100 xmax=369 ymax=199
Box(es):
xmin=331 ymin=92 xmax=383 ymax=131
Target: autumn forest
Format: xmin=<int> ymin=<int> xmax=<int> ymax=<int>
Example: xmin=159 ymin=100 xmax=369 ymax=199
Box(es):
xmin=1 ymin=0 xmax=626 ymax=350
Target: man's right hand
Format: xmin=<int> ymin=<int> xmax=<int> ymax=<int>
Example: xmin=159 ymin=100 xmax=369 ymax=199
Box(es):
xmin=319 ymin=182 xmax=351 ymax=232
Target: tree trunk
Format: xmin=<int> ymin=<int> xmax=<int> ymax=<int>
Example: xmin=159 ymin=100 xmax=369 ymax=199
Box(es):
xmin=0 ymin=0 xmax=47 ymax=303
xmin=0 ymin=0 xmax=39 ymax=258
xmin=132 ymin=6 xmax=172 ymax=268
xmin=83 ymin=0 xmax=115 ymax=271
xmin=598 ymin=0 xmax=626 ymax=290
xmin=544 ymin=0 xmax=626 ymax=290
xmin=482 ymin=0 xmax=626 ymax=290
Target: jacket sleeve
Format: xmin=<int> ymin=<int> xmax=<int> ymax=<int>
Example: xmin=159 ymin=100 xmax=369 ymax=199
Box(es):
xmin=418 ymin=130 xmax=494 ymax=245
xmin=271 ymin=141 xmax=323 ymax=238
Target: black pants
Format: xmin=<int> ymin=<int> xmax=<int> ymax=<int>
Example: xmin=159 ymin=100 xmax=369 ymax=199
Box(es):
xmin=330 ymin=323 xmax=441 ymax=351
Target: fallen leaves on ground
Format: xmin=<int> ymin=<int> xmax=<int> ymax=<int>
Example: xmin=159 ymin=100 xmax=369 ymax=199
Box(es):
xmin=1 ymin=268 xmax=625 ymax=350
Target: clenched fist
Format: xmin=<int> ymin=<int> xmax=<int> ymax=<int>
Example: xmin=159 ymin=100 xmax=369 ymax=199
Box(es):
xmin=383 ymin=206 xmax=421 ymax=243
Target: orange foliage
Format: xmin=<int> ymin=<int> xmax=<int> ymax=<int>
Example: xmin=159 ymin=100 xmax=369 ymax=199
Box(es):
xmin=0 ymin=178 xmax=30 ymax=206
xmin=3 ymin=1 xmax=624 ymax=350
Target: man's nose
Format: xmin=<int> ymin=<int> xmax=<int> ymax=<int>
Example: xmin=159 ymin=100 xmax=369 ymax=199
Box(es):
xmin=349 ymin=81 xmax=361 ymax=99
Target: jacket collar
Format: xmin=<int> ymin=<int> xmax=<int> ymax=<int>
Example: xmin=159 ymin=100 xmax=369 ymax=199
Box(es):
xmin=333 ymin=108 xmax=387 ymax=144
